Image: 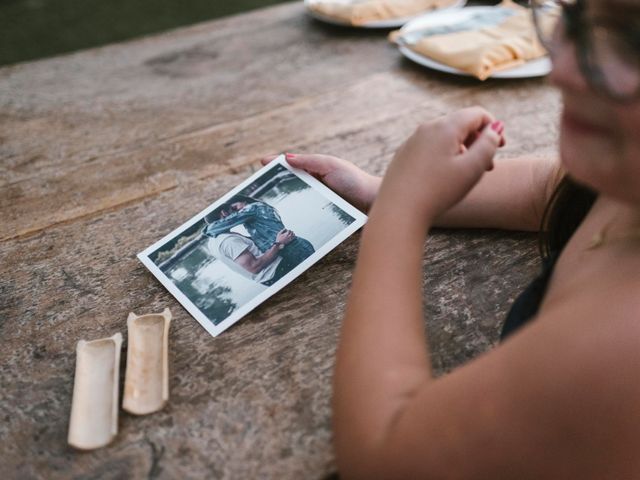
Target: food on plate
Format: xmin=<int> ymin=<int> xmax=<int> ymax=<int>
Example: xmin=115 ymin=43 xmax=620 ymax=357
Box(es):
xmin=308 ymin=0 xmax=459 ymax=26
xmin=390 ymin=1 xmax=553 ymax=79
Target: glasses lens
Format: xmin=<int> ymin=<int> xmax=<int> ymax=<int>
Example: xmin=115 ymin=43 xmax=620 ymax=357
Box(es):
xmin=530 ymin=0 xmax=564 ymax=49
xmin=587 ymin=25 xmax=640 ymax=98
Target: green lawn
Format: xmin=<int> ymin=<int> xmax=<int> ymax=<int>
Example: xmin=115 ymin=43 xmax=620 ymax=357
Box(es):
xmin=0 ymin=0 xmax=296 ymax=66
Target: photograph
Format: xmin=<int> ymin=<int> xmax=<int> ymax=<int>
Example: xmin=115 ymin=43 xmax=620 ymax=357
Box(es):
xmin=138 ymin=155 xmax=368 ymax=337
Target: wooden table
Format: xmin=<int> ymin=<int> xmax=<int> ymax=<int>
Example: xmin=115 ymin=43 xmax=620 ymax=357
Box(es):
xmin=0 ymin=2 xmax=560 ymax=478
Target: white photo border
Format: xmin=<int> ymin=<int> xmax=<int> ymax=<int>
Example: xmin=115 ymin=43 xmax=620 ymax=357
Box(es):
xmin=138 ymin=155 xmax=368 ymax=337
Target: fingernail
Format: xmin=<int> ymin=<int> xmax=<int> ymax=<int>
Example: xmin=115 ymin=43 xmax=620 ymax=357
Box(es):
xmin=490 ymin=121 xmax=504 ymax=134
xmin=285 ymin=153 xmax=296 ymax=159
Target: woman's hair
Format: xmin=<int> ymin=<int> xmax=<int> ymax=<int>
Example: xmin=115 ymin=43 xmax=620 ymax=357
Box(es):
xmin=204 ymin=204 xmax=233 ymax=224
xmin=229 ymin=194 xmax=259 ymax=205
xmin=203 ymin=195 xmax=258 ymax=224
xmin=539 ymin=175 xmax=597 ymax=260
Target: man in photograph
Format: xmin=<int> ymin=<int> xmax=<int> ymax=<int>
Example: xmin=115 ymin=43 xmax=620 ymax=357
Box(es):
xmin=205 ymin=195 xmax=315 ymax=273
xmin=203 ymin=204 xmax=297 ymax=286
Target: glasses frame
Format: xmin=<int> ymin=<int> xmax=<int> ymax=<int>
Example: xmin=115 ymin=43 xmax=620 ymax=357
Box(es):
xmin=530 ymin=0 xmax=640 ymax=102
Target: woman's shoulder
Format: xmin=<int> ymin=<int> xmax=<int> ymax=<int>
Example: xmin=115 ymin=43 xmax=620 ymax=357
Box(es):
xmin=536 ymin=258 xmax=640 ymax=369
xmin=544 ymin=247 xmax=640 ymax=318
xmin=530 ymin=235 xmax=640 ymax=379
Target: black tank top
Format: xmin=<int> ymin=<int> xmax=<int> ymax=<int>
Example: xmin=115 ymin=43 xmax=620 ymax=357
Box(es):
xmin=500 ymin=252 xmax=559 ymax=340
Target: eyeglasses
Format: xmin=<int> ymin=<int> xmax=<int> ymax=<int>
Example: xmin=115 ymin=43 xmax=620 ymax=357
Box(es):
xmin=530 ymin=0 xmax=640 ymax=101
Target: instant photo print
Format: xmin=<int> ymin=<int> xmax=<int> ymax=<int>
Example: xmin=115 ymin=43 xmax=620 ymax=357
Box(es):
xmin=138 ymin=155 xmax=367 ymax=337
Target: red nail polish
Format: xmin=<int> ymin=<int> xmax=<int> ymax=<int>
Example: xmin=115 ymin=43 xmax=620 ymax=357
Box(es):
xmin=490 ymin=121 xmax=504 ymax=133
xmin=285 ymin=153 xmax=296 ymax=159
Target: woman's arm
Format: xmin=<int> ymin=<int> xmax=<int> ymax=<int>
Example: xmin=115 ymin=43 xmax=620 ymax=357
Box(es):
xmin=333 ymin=108 xmax=501 ymax=476
xmin=434 ymin=154 xmax=561 ymax=231
xmin=265 ymin=149 xmax=561 ymax=232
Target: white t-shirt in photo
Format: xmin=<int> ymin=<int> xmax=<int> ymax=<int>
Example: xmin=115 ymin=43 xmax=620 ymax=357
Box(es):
xmin=213 ymin=233 xmax=281 ymax=284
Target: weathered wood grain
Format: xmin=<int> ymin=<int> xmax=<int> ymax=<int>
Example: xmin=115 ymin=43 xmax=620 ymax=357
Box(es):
xmin=0 ymin=3 xmax=559 ymax=242
xmin=0 ymin=2 xmax=558 ymax=478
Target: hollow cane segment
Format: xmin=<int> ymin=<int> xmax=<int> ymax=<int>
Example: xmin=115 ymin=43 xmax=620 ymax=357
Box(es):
xmin=123 ymin=308 xmax=172 ymax=415
xmin=68 ymin=332 xmax=123 ymax=450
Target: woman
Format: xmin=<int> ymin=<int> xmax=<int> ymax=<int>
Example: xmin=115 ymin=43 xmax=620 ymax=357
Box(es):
xmin=206 ymin=195 xmax=315 ymax=273
xmin=265 ymin=0 xmax=640 ymax=476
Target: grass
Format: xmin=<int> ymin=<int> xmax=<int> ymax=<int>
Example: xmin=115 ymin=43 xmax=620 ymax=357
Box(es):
xmin=0 ymin=0 xmax=296 ymax=66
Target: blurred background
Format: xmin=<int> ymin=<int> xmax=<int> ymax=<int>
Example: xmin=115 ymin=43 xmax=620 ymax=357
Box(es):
xmin=0 ymin=0 xmax=296 ymax=66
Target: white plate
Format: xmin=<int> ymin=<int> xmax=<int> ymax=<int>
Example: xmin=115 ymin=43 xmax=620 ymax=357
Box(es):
xmin=304 ymin=0 xmax=467 ymax=28
xmin=396 ymin=6 xmax=552 ymax=78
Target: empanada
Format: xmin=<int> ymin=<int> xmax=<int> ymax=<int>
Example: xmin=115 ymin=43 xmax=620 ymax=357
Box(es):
xmin=310 ymin=0 xmax=458 ymax=26
xmin=391 ymin=1 xmax=547 ymax=80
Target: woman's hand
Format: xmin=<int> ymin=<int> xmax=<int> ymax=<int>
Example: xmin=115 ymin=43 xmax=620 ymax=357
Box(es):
xmin=261 ymin=153 xmax=381 ymax=213
xmin=378 ymin=107 xmax=504 ymax=221
xmin=275 ymin=228 xmax=295 ymax=245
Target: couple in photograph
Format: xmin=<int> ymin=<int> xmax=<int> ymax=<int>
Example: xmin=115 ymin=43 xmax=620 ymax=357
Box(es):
xmin=203 ymin=195 xmax=315 ymax=286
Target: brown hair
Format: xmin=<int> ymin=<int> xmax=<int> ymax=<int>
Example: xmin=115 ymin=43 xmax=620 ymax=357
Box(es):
xmin=203 ymin=195 xmax=259 ymax=224
xmin=539 ymin=175 xmax=597 ymax=260
xmin=204 ymin=203 xmax=234 ymax=224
